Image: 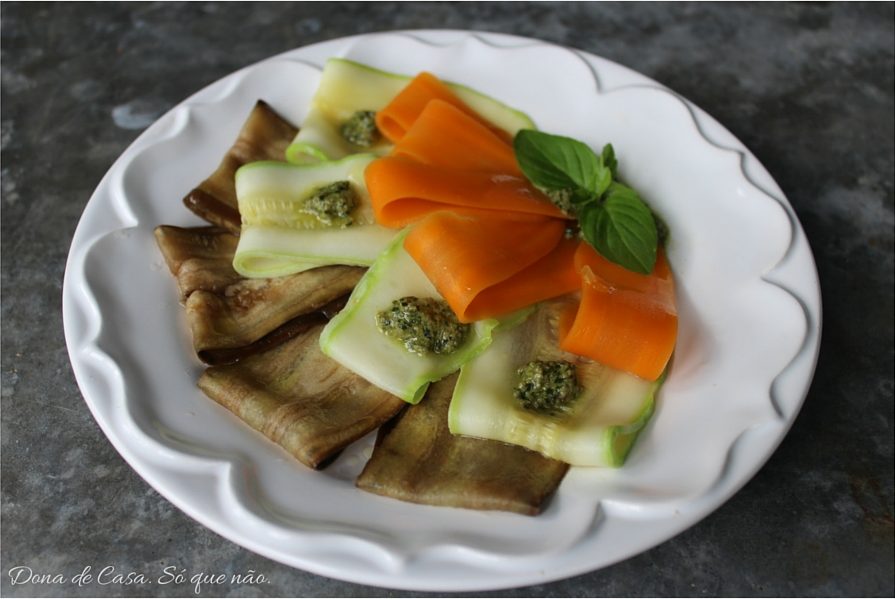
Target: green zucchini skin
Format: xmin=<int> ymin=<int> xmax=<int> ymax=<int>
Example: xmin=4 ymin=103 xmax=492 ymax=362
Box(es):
xmin=319 ymin=229 xmax=499 ymax=404
xmin=449 ymin=303 xmax=664 ymax=467
xmin=233 ymin=154 xmax=396 ymax=277
xmin=286 ymin=58 xmax=536 ymax=164
xmin=233 ymin=224 xmax=396 ymax=278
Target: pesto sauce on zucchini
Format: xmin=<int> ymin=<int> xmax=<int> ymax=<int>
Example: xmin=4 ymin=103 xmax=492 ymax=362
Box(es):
xmin=514 ymin=360 xmax=581 ymax=414
xmin=340 ymin=110 xmax=380 ymax=148
xmin=304 ymin=180 xmax=357 ymax=227
xmin=375 ymin=297 xmax=469 ymax=356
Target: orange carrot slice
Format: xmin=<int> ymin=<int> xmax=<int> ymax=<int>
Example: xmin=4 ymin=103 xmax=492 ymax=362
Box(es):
xmin=375 ymin=72 xmax=508 ymax=143
xmin=560 ymin=246 xmax=677 ymax=381
xmin=404 ymin=212 xmax=567 ymax=322
xmin=574 ymin=243 xmax=674 ymax=297
xmin=463 ymin=237 xmax=581 ymax=322
xmin=392 ymin=100 xmax=521 ymax=174
xmin=365 ymin=157 xmax=566 ymax=228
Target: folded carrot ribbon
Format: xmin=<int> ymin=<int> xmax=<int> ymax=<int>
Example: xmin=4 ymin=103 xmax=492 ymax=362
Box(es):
xmin=404 ymin=211 xmax=578 ymax=323
xmin=368 ymin=72 xmax=676 ymax=380
xmin=559 ymin=244 xmax=677 ymax=381
xmin=375 ymin=72 xmax=511 ymax=144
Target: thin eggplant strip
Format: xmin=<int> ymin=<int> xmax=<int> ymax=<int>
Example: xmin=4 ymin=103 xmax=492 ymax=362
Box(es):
xmin=184 ymin=189 xmax=242 ymax=235
xmin=198 ymin=294 xmax=349 ymax=366
xmin=154 ymin=225 xmax=242 ymax=300
xmin=155 ymin=224 xmax=365 ymax=361
xmin=199 ymin=323 xmax=406 ymax=469
xmin=183 ymin=100 xmax=298 ymax=234
xmin=356 ymin=373 xmax=569 ymax=516
xmin=185 ymin=265 xmax=364 ymax=355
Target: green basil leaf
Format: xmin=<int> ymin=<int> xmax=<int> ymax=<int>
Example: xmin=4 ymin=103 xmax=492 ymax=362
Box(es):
xmin=590 ymin=183 xmax=657 ymax=274
xmin=515 ymin=130 xmax=663 ymax=274
xmin=514 ymin=130 xmax=607 ymax=193
xmin=594 ymin=164 xmax=613 ymax=197
xmin=569 ymin=187 xmax=597 ymax=206
xmin=578 ymin=202 xmax=601 ymax=246
xmin=601 ymin=144 xmax=618 ymax=180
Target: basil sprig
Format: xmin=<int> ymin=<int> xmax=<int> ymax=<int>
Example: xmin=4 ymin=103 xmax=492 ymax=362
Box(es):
xmin=514 ymin=130 xmax=658 ymax=274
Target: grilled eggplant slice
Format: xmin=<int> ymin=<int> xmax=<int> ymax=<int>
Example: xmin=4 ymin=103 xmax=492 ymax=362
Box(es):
xmin=356 ymin=373 xmax=569 ymax=515
xmin=199 ymin=322 xmax=406 ymax=469
xmin=183 ymin=100 xmax=298 ymax=234
xmin=195 ymin=294 xmax=349 ymax=366
xmin=184 ymin=264 xmax=363 ymax=359
xmin=154 ymin=225 xmax=364 ymax=364
xmin=155 ymin=225 xmax=243 ymax=300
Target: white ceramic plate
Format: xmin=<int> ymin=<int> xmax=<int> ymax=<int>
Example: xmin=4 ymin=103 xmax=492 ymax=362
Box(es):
xmin=63 ymin=31 xmax=821 ymax=591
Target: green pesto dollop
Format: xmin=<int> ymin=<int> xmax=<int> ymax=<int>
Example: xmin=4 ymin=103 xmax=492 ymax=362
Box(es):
xmin=375 ymin=297 xmax=470 ymax=356
xmin=340 ymin=110 xmax=380 ymax=148
xmin=545 ymin=188 xmax=577 ymax=216
xmin=513 ymin=360 xmax=581 ymax=414
xmin=304 ymin=180 xmax=357 ymax=227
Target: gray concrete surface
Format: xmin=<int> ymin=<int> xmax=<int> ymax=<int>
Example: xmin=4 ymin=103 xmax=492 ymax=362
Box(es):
xmin=2 ymin=2 xmax=893 ymax=596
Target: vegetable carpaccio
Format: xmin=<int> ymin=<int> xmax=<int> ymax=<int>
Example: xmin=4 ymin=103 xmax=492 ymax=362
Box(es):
xmin=157 ymin=59 xmax=677 ymax=515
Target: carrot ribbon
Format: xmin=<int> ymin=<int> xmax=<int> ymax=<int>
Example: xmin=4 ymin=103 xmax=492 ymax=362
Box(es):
xmin=559 ymin=244 xmax=677 ymax=381
xmin=375 ymin=72 xmax=511 ymax=144
xmin=404 ymin=212 xmax=578 ymax=323
xmin=367 ymin=72 xmax=676 ymax=380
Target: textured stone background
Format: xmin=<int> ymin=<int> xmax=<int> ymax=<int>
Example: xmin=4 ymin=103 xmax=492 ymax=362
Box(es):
xmin=2 ymin=2 xmax=893 ymax=596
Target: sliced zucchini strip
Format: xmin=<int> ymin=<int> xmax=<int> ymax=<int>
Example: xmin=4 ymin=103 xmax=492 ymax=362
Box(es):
xmin=234 ymin=225 xmax=395 ymax=278
xmin=233 ymin=154 xmax=395 ymax=277
xmin=449 ymin=301 xmax=664 ymax=467
xmin=287 ymin=58 xmax=535 ymax=163
xmin=319 ymin=229 xmax=499 ymax=404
